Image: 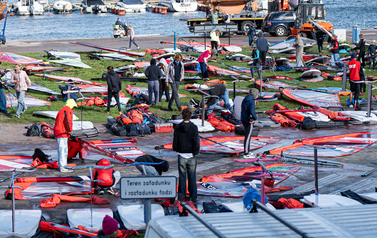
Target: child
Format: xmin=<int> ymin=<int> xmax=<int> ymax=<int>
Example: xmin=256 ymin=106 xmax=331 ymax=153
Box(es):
xmin=96 ymin=215 xmax=119 ymax=238
xmin=93 ymin=159 xmax=120 ymax=195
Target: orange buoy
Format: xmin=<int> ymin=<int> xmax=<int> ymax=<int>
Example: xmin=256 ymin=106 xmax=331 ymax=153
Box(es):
xmin=47 ymin=13 xmax=51 ymax=15
xmin=80 ymin=11 xmax=83 ymax=14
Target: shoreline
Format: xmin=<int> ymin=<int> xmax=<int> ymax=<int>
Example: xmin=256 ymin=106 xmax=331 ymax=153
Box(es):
xmin=2 ymin=29 xmax=377 ymax=53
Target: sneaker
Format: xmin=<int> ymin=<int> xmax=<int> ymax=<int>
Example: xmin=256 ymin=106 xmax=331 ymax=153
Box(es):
xmin=243 ymin=153 xmax=255 ymax=159
xmin=137 ymin=47 xmax=140 ymax=50
xmin=98 ymin=188 xmax=104 ymax=195
xmin=14 ymin=115 xmax=20 ymax=119
xmin=167 ymin=107 xmax=173 ymax=111
xmin=107 ymin=187 xmax=115 ymax=195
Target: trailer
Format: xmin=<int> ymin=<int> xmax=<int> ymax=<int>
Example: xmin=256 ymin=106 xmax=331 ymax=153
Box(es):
xmin=182 ymin=16 xmax=264 ymax=35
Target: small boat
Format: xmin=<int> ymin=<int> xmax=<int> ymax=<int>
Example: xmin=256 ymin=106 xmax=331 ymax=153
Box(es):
xmin=53 ymin=0 xmax=72 ymax=14
xmin=14 ymin=0 xmax=30 ymax=16
xmin=29 ymin=0 xmax=44 ymax=15
xmin=81 ymin=0 xmax=107 ymax=13
xmin=116 ymin=0 xmax=146 ymax=13
xmin=158 ymin=0 xmax=197 ymax=12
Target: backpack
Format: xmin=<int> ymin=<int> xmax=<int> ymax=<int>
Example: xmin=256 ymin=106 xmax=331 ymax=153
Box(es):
xmin=32 ymin=148 xmax=50 ymax=163
xmin=40 ymin=122 xmax=54 ymax=138
xmin=26 ymin=123 xmax=41 ymax=136
xmin=137 ymin=123 xmax=151 ymax=136
xmin=126 ymin=124 xmax=139 ymax=136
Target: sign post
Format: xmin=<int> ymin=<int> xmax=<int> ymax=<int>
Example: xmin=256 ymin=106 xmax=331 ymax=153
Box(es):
xmin=120 ymin=176 xmax=176 ymax=226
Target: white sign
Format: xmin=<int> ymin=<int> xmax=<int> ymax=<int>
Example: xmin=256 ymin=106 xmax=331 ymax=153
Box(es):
xmin=120 ymin=176 xmax=177 ymax=199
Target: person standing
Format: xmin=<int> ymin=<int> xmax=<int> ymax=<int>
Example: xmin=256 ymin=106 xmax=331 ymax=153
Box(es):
xmin=294 ymin=34 xmax=304 ymax=68
xmin=197 ymin=49 xmax=211 ymax=81
xmin=223 ymin=11 xmax=230 ymax=24
xmin=205 ymin=3 xmax=212 ymax=19
xmin=158 ymin=58 xmax=170 ymax=102
xmin=210 ymin=27 xmax=220 ymax=56
xmin=54 ymin=99 xmax=77 ymax=172
xmin=106 ymin=66 xmax=122 ymax=115
xmin=330 ymin=34 xmax=341 ymax=67
xmin=145 ymin=58 xmax=161 ymax=105
xmin=241 ymin=88 xmax=259 ymax=159
xmin=173 ymin=108 xmax=200 ymax=202
xmin=255 ymin=31 xmax=269 ymax=66
xmin=250 ymin=44 xmax=261 ymax=81
xmin=10 ymin=63 xmax=31 ymax=118
xmin=245 ymin=23 xmax=256 ymax=46
xmin=312 ymin=27 xmax=324 ymax=54
xmin=128 ymin=25 xmax=139 ymax=50
xmin=348 ymin=53 xmax=362 ymax=110
xmin=166 ymin=54 xmax=184 ymax=111
xmin=355 ymin=34 xmax=366 ymax=67
xmin=0 ymin=81 xmax=8 ymax=114
xmin=368 ymin=40 xmax=377 ymax=71
xmin=211 ymin=8 xmax=218 ymax=24
xmin=206 ymin=84 xmax=232 ymax=114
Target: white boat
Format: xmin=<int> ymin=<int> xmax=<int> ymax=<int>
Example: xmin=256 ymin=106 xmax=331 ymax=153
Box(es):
xmin=159 ymin=0 xmax=197 ymax=12
xmin=116 ymin=0 xmax=146 ymax=13
xmin=15 ymin=0 xmax=30 ymax=16
xmin=29 ymin=0 xmax=44 ymax=15
xmin=52 ymin=0 xmax=72 ymax=14
xmin=81 ymin=0 xmax=107 ymax=13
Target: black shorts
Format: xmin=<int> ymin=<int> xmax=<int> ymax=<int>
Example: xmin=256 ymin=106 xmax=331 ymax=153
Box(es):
xmin=350 ymin=81 xmax=360 ymax=93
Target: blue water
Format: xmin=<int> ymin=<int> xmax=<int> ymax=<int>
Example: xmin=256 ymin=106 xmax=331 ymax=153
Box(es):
xmin=4 ymin=1 xmax=376 ymax=41
xmin=5 ymin=11 xmax=204 ymax=41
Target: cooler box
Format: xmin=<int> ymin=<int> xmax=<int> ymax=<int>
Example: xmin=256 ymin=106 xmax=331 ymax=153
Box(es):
xmin=154 ymin=123 xmax=173 ymax=133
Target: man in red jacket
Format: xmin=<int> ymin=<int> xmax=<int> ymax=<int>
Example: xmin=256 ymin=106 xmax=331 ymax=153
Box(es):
xmin=348 ymin=53 xmax=361 ymax=109
xmin=54 ymin=99 xmax=77 ymax=172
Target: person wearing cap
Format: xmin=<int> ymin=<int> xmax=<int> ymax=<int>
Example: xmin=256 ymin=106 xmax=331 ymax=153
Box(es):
xmin=197 ymin=49 xmax=212 ymax=81
xmin=96 ymin=215 xmax=120 ymax=238
xmin=115 ymin=18 xmax=126 ymax=28
xmin=54 ymin=99 xmax=77 ymax=172
xmin=367 ymin=40 xmax=377 ymax=71
xmin=241 ymin=88 xmax=259 ymax=159
xmin=348 ymin=52 xmax=363 ymax=110
xmin=10 ymin=63 xmax=31 ymax=118
xmin=145 ymin=58 xmax=161 ymax=105
xmin=250 ymin=43 xmax=260 ymax=81
xmin=293 ymin=34 xmax=304 ymax=68
xmin=210 ymin=26 xmax=220 ymax=57
xmin=245 ymin=23 xmax=256 ymax=46
xmin=256 ymin=31 xmax=269 ymax=66
xmin=330 ymin=34 xmax=342 ymax=67
xmin=106 ymin=66 xmax=122 ymax=115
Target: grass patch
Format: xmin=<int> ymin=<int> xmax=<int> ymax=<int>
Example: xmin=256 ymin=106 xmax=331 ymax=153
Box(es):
xmin=1 ymin=44 xmax=376 ymax=124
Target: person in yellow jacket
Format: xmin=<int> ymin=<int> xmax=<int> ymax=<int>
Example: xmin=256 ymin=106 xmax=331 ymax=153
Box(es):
xmin=210 ymin=26 xmax=220 ymax=57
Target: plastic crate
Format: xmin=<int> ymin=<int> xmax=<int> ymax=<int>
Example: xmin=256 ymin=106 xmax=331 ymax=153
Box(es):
xmin=154 ymin=123 xmax=173 ymax=133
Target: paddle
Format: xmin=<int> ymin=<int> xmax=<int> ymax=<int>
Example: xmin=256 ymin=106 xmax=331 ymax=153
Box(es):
xmin=199 ymin=135 xmax=240 ymax=155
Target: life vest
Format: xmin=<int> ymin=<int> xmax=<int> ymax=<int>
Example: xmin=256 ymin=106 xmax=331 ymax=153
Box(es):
xmin=273 ymin=103 xmax=307 ymax=123
xmin=41 ymin=122 xmax=55 ymax=138
xmin=206 ymin=113 xmax=235 ymax=132
xmin=321 ymin=72 xmax=342 ymax=81
xmin=86 ymin=96 xmax=95 ymax=106
xmin=93 ymin=159 xmax=115 ymax=188
xmin=126 ymin=109 xmax=143 ymax=125
xmin=116 ymin=114 xmax=134 ymax=126
xmin=312 ymin=105 xmax=350 ymax=121
xmin=277 ymin=197 xmax=304 ymax=209
xmin=94 ymin=96 xmax=105 ymax=107
xmin=68 ymin=138 xmax=83 ymax=159
xmin=269 ymin=113 xmax=297 ymax=127
xmin=203 ymin=79 xmax=226 ymax=86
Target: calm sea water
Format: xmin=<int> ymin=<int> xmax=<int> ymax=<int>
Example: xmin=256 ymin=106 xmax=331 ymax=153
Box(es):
xmin=3 ymin=0 xmax=376 ymax=41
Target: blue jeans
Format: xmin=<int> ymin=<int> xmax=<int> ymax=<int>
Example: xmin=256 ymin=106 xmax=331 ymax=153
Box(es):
xmin=129 ymin=38 xmax=138 ymax=49
xmin=250 ymin=63 xmax=261 ymax=79
xmin=207 ymin=88 xmax=233 ymax=114
xmin=178 ymin=155 xmax=197 ymax=201
xmin=369 ymin=57 xmax=376 ymax=70
xmin=248 ymin=35 xmax=254 ymax=46
xmin=330 ymin=53 xmax=341 ymax=66
xmin=0 ymin=88 xmax=8 ymax=113
xmin=16 ymin=91 xmax=26 ymax=117
xmin=148 ymin=80 xmax=159 ymax=105
xmin=317 ymin=40 xmax=323 ymax=53
xmin=199 ymin=62 xmax=209 ymax=79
